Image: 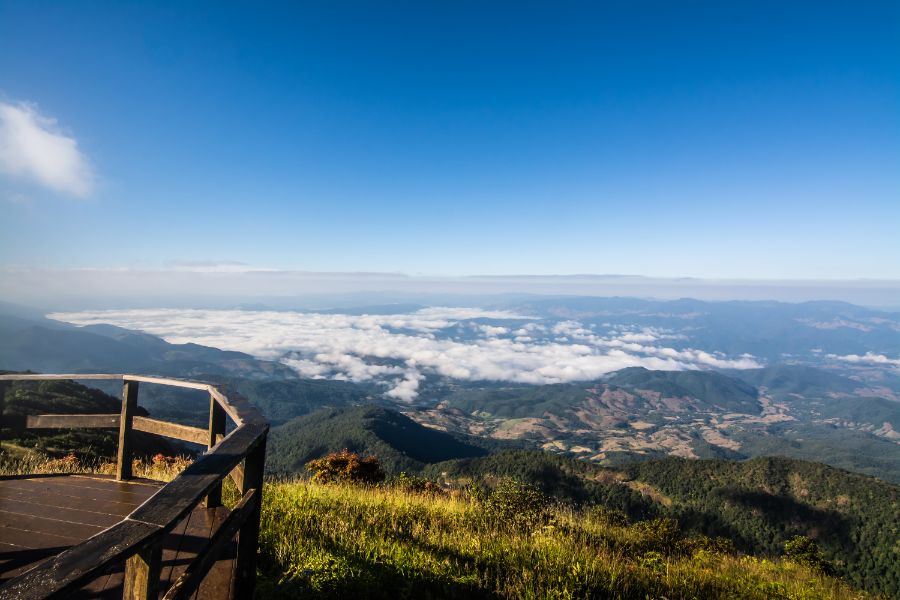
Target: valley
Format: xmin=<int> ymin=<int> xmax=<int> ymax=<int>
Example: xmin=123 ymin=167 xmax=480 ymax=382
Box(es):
xmin=2 ymin=297 xmax=899 ymax=597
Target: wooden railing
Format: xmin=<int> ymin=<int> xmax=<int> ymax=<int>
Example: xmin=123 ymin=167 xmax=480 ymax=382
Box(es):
xmin=0 ymin=373 xmax=269 ymax=600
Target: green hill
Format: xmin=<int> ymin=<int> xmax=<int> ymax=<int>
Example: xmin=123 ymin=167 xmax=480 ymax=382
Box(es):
xmin=605 ymin=367 xmax=760 ymax=412
xmin=624 ymin=456 xmax=900 ymax=596
xmin=728 ymin=365 xmax=861 ymax=397
xmin=439 ymin=367 xmax=761 ymax=421
xmin=440 ymin=381 xmax=589 ymax=418
xmin=267 ymin=405 xmax=488 ymax=475
xmin=428 ymin=451 xmax=899 ymax=597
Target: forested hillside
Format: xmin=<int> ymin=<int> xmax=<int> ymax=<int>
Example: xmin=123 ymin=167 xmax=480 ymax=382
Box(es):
xmin=429 ymin=451 xmax=899 ymax=597
xmin=623 ymin=457 xmax=900 ymax=596
xmin=268 ymin=405 xmax=489 ymax=474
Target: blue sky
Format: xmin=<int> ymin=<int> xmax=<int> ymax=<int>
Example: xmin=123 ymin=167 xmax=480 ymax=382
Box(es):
xmin=1 ymin=1 xmax=898 ymax=280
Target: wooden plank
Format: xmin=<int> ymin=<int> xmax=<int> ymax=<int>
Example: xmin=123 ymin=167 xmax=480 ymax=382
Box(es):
xmin=133 ymin=416 xmax=208 ymax=445
xmin=123 ymin=538 xmax=163 ymax=600
xmin=1 ymin=476 xmax=156 ymax=508
xmin=0 ymin=498 xmax=122 ymax=528
xmin=208 ymin=388 xmax=242 ymax=427
xmin=25 ymin=413 xmax=120 ymax=429
xmin=117 ymin=380 xmax=139 ymax=481
xmin=0 ymin=374 xmax=123 ymax=382
xmin=70 ymin=474 xmax=163 ymax=490
xmin=128 ymin=423 xmax=266 ymax=528
xmin=163 ymin=490 xmax=255 ymax=600
xmin=196 ymin=533 xmax=237 ymax=600
xmin=217 ymin=387 xmax=267 ymax=426
xmin=0 ymin=519 xmax=164 ymax=599
xmin=123 ymin=375 xmax=212 ymax=391
xmin=41 ymin=476 xmax=159 ymax=502
xmin=0 ymin=543 xmax=68 ymax=582
xmin=159 ymin=510 xmax=195 ymax=589
xmin=0 ymin=482 xmax=142 ymax=517
xmin=73 ymin=563 xmax=119 ymax=598
xmin=228 ymin=463 xmax=244 ymax=491
xmin=0 ymin=524 xmax=81 ymax=550
xmin=205 ymin=398 xmax=226 ymax=508
xmin=234 ymin=437 xmax=266 ymax=599
xmin=0 ymin=510 xmax=104 ymax=542
xmin=164 ymin=506 xmax=220 ymax=592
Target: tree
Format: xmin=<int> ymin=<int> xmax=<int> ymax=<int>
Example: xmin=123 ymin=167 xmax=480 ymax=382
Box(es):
xmin=784 ymin=536 xmax=835 ymax=575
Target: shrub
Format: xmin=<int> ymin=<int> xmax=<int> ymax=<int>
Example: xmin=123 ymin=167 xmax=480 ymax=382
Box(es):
xmin=483 ymin=478 xmax=549 ymax=530
xmin=679 ymin=533 xmax=736 ymax=556
xmin=587 ymin=505 xmax=629 ymax=526
xmin=306 ymin=449 xmax=385 ymax=485
xmin=394 ymin=472 xmax=446 ymax=495
xmin=783 ymin=535 xmax=835 ymax=575
xmin=462 ymin=481 xmax=489 ymax=504
xmin=630 ymin=517 xmax=682 ymax=555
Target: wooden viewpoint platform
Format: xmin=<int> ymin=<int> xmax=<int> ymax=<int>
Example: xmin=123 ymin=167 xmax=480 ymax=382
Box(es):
xmin=0 ymin=374 xmax=269 ymax=600
xmin=0 ymin=475 xmax=235 ymax=598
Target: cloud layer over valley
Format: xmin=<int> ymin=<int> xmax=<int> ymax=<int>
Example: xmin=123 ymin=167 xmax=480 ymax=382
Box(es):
xmin=51 ymin=307 xmax=762 ymax=401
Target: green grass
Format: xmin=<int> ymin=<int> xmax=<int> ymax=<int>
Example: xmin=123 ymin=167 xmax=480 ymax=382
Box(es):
xmin=0 ymin=453 xmax=875 ymax=599
xmin=257 ymin=479 xmax=871 ymax=600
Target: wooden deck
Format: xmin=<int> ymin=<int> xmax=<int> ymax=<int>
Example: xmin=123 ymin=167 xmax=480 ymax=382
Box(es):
xmin=0 ymin=474 xmax=236 ymax=599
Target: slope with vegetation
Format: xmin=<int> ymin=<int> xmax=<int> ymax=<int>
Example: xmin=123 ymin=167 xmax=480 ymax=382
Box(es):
xmin=267 ymin=405 xmax=489 ymax=475
xmin=256 ymin=474 xmax=871 ymax=600
xmin=0 ymin=451 xmax=870 ymax=600
xmin=262 ymin=403 xmax=900 ymax=597
xmin=429 ymin=451 xmax=900 ymax=597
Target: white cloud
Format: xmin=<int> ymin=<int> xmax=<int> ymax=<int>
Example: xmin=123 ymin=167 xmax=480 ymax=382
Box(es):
xmin=827 ymin=352 xmax=900 ymax=369
xmin=0 ymin=101 xmax=94 ymax=197
xmin=385 ymin=371 xmax=423 ymax=402
xmin=50 ymin=307 xmax=762 ymax=401
xmin=478 ymin=324 xmax=509 ymax=337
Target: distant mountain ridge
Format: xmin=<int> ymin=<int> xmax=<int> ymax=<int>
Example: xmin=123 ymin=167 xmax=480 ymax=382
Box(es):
xmin=411 ymin=364 xmax=900 ymax=482
xmin=605 ymin=366 xmax=760 ymax=412
xmin=0 ymin=311 xmax=296 ymax=379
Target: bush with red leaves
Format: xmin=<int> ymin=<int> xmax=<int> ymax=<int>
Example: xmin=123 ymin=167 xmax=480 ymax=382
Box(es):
xmin=305 ymin=449 xmax=385 ymax=485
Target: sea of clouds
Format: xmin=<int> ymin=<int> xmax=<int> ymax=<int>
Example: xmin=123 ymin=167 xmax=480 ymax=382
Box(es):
xmin=50 ymin=307 xmax=761 ymax=401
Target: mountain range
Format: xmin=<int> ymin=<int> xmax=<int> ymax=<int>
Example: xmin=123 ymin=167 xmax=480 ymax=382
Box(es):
xmin=2 ymin=298 xmax=900 ymax=596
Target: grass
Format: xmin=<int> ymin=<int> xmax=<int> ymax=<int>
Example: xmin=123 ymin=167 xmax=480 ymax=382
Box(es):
xmin=0 ymin=449 xmax=193 ymax=481
xmin=0 ymin=453 xmax=874 ymax=599
xmin=256 ymin=479 xmax=872 ymax=600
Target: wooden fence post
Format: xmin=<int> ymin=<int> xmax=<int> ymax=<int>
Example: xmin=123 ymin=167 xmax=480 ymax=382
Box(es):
xmin=205 ymin=395 xmax=226 ymax=508
xmin=123 ymin=539 xmax=163 ymax=600
xmin=0 ymin=380 xmax=7 ymax=453
xmin=117 ymin=380 xmax=139 ymax=481
xmin=234 ymin=436 xmax=266 ymax=598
